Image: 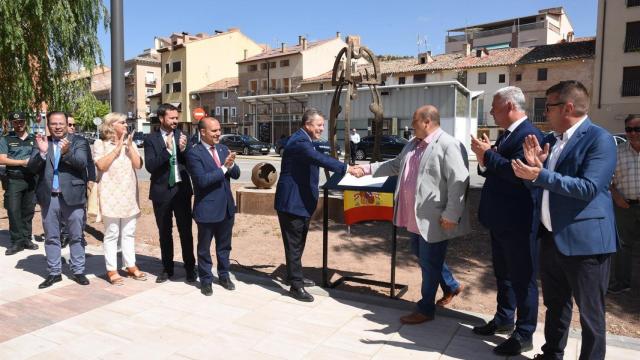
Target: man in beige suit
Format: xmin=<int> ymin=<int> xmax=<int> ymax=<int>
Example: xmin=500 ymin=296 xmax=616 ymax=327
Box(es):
xmin=355 ymin=105 xmax=470 ymax=324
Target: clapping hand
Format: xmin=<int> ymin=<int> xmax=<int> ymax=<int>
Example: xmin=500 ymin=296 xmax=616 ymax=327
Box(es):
xmin=35 ymin=133 xmax=48 ymax=154
xmin=523 ymin=134 xmax=549 ymax=168
xmin=179 ymin=134 xmax=187 ymax=151
xmin=115 ymin=131 xmax=126 ymax=150
xmin=59 ymin=138 xmax=70 ymax=155
xmin=470 ymin=134 xmax=492 ymax=166
xmin=165 ymin=133 xmax=173 ymax=152
xmin=126 ymin=133 xmax=133 ymax=148
xmin=224 ymin=151 xmax=236 ymax=168
xmin=348 ymin=165 xmax=365 ymax=178
xmin=439 ymin=217 xmax=457 ymax=231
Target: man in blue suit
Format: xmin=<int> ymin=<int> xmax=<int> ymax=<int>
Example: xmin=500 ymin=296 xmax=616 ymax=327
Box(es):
xmin=470 ymin=86 xmax=543 ymax=356
xmin=512 ymin=81 xmax=617 ymax=360
xmin=185 ymin=117 xmax=240 ymax=296
xmin=275 ymin=108 xmax=361 ymax=302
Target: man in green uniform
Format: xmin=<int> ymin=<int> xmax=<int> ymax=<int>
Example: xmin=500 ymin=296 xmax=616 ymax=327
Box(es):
xmin=0 ymin=111 xmax=39 ymax=255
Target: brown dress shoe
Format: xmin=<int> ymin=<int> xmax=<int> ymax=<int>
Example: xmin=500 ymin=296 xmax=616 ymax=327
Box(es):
xmin=400 ymin=312 xmax=434 ymax=325
xmin=436 ymin=284 xmax=464 ymax=307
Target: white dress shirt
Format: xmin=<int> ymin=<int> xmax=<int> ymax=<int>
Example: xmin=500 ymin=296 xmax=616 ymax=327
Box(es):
xmin=539 ymin=115 xmax=588 ymax=231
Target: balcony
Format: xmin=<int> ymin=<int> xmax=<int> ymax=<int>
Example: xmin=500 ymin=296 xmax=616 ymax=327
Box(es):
xmin=447 ymin=21 xmax=546 ymax=43
xmin=145 ymin=79 xmax=157 ymax=86
xmin=622 ymin=80 xmax=640 ymax=97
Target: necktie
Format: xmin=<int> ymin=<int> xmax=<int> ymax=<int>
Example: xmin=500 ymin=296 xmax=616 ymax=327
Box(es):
xmin=496 ymin=130 xmax=511 ymax=149
xmin=52 ymin=141 xmax=61 ymax=191
xmin=210 ymin=146 xmax=221 ymax=167
xmin=168 ymin=134 xmax=176 ymax=187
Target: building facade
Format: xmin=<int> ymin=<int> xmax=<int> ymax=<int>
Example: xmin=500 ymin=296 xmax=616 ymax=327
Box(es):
xmin=190 ymin=77 xmax=242 ymax=134
xmin=591 ymin=0 xmax=640 ymax=132
xmin=124 ymin=49 xmax=161 ymax=133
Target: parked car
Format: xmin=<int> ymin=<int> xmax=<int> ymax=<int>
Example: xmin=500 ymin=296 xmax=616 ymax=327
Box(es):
xmin=613 ymin=133 xmax=627 ymax=145
xmin=219 ymin=134 xmax=270 ymax=155
xmin=132 ymin=131 xmax=145 ymax=148
xmin=79 ymin=132 xmax=96 ymax=144
xmin=355 ymin=135 xmax=409 ymax=160
xmin=276 ymin=136 xmax=342 ymax=156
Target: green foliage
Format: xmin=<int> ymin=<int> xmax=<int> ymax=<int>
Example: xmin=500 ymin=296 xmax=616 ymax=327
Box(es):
xmin=0 ymin=0 xmax=106 ymax=116
xmin=73 ymin=91 xmax=110 ymax=131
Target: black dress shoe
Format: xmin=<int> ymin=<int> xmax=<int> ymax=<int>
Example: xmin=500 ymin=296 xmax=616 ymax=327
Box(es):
xmin=24 ymin=240 xmax=39 ymax=250
xmin=289 ymin=286 xmax=314 ymax=302
xmin=72 ymin=274 xmax=90 ymax=285
xmin=156 ymin=271 xmax=173 ymax=283
xmin=201 ymin=283 xmax=213 ymax=296
xmin=186 ymin=268 xmax=197 ymax=283
xmin=5 ymin=244 xmax=24 ymax=256
xmin=39 ymin=274 xmax=62 ymax=289
xmin=219 ymin=277 xmax=235 ymax=291
xmin=473 ymin=319 xmax=515 ymax=336
xmin=493 ymin=333 xmax=533 ymax=356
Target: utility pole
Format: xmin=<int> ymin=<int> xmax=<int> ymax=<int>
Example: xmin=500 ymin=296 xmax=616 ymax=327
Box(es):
xmin=110 ymin=0 xmax=125 ymax=113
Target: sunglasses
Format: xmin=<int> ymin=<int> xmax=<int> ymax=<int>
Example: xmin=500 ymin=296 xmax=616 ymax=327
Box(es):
xmin=545 ymin=102 xmax=565 ymax=112
xmin=68 ymin=123 xmax=76 ymax=127
xmin=625 ymin=126 xmax=640 ymax=133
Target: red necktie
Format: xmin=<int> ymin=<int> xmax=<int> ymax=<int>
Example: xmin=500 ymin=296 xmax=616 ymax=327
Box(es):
xmin=210 ymin=146 xmax=221 ymax=167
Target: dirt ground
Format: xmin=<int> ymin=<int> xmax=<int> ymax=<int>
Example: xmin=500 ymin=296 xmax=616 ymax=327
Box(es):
xmin=2 ymin=181 xmax=638 ymax=338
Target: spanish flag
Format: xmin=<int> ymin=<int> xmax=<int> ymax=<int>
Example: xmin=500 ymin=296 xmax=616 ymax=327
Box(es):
xmin=343 ymin=190 xmax=394 ymax=225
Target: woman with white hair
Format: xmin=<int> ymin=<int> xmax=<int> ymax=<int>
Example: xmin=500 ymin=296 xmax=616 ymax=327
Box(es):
xmin=93 ymin=112 xmax=146 ymax=285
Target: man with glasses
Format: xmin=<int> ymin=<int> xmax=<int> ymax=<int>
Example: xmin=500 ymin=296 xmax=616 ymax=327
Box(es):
xmin=0 ymin=112 xmax=39 ymax=255
xmin=609 ymin=114 xmax=640 ymax=295
xmin=511 ymin=81 xmax=617 ymax=360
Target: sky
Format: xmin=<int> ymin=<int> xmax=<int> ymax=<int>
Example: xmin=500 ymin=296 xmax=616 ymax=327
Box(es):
xmin=97 ymin=0 xmax=598 ymax=66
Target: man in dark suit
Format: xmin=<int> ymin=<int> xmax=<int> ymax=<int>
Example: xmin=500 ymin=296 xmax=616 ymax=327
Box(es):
xmin=27 ymin=111 xmax=90 ymax=289
xmin=185 ymin=117 xmax=240 ymax=296
xmin=512 ymin=81 xmax=617 ymax=360
xmin=470 ymin=87 xmax=543 ymax=356
xmin=275 ymin=108 xmax=362 ymax=302
xmin=144 ymin=103 xmax=196 ymax=283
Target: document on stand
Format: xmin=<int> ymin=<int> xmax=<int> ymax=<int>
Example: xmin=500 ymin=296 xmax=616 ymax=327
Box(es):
xmin=338 ymin=174 xmax=388 ymax=188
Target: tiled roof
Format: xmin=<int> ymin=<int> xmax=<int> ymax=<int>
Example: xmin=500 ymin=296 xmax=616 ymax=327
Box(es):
xmin=238 ymin=38 xmax=336 ymax=63
xmin=515 ymin=39 xmax=595 ymax=64
xmin=193 ymin=77 xmax=239 ymax=93
xmin=300 ymin=40 xmax=595 ymax=84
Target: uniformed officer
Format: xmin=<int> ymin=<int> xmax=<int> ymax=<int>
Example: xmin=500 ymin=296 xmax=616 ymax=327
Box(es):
xmin=0 ymin=111 xmax=39 ymax=255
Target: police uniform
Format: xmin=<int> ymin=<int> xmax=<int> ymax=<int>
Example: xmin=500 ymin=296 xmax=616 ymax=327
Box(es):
xmin=0 ymin=112 xmax=38 ymax=255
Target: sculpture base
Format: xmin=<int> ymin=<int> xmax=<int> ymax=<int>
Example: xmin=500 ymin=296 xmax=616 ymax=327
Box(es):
xmin=236 ymin=186 xmax=344 ymax=222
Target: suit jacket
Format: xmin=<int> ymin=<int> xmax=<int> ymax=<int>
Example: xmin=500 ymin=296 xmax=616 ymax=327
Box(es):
xmin=479 ymin=119 xmax=543 ymax=231
xmin=185 ymin=142 xmax=240 ymax=223
xmin=27 ymin=134 xmax=89 ymax=208
xmin=144 ymin=129 xmax=193 ymax=203
xmin=372 ymin=130 xmax=470 ymax=242
xmin=275 ymin=128 xmax=347 ymax=218
xmin=529 ymin=118 xmax=618 ymax=256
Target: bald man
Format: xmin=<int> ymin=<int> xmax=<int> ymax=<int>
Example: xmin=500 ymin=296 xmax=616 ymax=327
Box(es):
xmin=354 ymin=105 xmax=470 ymax=324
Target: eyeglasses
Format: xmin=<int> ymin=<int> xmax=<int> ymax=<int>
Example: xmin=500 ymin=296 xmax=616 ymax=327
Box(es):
xmin=545 ymin=102 xmax=565 ymax=112
xmin=625 ymin=126 xmax=640 ymax=133
xmin=68 ymin=123 xmax=75 ymax=127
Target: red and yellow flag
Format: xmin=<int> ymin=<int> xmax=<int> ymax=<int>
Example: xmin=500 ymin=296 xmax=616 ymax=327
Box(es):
xmin=343 ymin=190 xmax=394 ymax=225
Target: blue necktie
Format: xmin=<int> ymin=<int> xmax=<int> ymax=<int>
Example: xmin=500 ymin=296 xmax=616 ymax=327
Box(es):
xmin=52 ymin=141 xmax=61 ymax=191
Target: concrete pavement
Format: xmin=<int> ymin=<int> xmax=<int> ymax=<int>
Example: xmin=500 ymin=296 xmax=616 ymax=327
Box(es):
xmin=1 ymin=234 xmax=639 ymax=359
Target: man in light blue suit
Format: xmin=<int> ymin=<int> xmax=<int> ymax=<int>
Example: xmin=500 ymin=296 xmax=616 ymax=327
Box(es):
xmin=185 ymin=117 xmax=240 ymax=296
xmin=512 ymin=81 xmax=617 ymax=360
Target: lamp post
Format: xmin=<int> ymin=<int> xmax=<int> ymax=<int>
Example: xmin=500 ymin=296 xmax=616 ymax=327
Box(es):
xmin=110 ymin=0 xmax=125 ymax=112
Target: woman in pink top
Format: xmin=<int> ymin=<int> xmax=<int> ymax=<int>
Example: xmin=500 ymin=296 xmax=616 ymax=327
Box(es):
xmin=93 ymin=113 xmax=146 ymax=285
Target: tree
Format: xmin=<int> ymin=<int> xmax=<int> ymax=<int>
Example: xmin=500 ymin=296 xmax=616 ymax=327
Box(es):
xmin=0 ymin=0 xmax=107 ymax=117
xmin=73 ymin=90 xmax=110 ymax=132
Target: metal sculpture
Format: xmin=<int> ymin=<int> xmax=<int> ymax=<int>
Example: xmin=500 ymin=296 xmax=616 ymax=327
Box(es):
xmin=251 ymin=162 xmax=278 ymax=189
xmin=328 ymin=39 xmax=384 ymax=164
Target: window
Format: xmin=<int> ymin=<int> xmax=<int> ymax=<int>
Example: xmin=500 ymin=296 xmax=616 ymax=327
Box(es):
xmin=625 ymin=21 xmax=640 ymax=52
xmin=537 ymin=68 xmax=548 ymax=81
xmin=280 ymin=59 xmax=290 ymax=67
xmin=261 ymin=79 xmax=268 ymax=90
xmin=271 ymin=79 xmax=277 ymax=91
xmin=215 ymin=106 xmax=221 ymax=115
xmin=283 ymin=78 xmax=290 ymax=92
xmin=146 ymin=88 xmax=155 ymax=97
xmin=399 ymin=76 xmax=406 ymax=85
xmin=248 ymin=64 xmax=258 ymax=72
xmin=172 ymin=61 xmax=181 ymax=72
xmin=231 ymin=107 xmax=237 ymax=117
xmin=165 ymin=84 xmax=170 ymax=93
xmin=478 ymin=98 xmax=485 ymax=125
xmin=270 ymin=62 xmax=276 ymax=69
xmin=533 ymin=98 xmax=547 ymax=122
xmin=498 ymin=74 xmax=506 ymax=83
xmin=165 ymin=63 xmax=169 ymax=73
xmin=622 ymin=66 xmax=640 ymax=97
xmin=413 ymin=74 xmax=426 ymax=83
xmin=319 ymin=83 xmax=324 ymax=90
xmin=222 ymin=91 xmax=228 ymax=99
xmin=249 ymin=80 xmax=258 ymax=94
xmin=260 ymin=63 xmax=268 ymax=70
xmin=145 ymin=71 xmax=155 ymax=84
xmin=628 ymin=0 xmax=640 ymax=7
xmin=515 ymin=73 xmax=522 ymax=81
xmin=172 ymin=82 xmax=181 ymax=93
xmin=478 ymin=72 xmax=487 ymax=85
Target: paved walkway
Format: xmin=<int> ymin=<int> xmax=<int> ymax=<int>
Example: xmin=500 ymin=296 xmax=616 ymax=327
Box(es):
xmin=1 ymin=238 xmax=639 ymax=359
